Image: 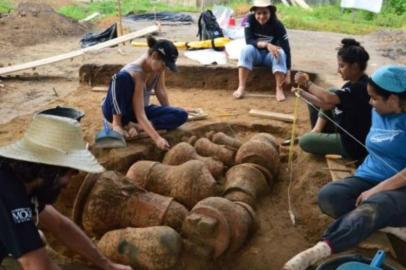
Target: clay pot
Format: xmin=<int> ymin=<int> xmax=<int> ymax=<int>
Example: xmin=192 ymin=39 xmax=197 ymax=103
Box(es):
xmin=98 ymin=226 xmax=182 ymax=270
xmin=182 ymin=197 xmax=255 ymax=258
xmin=224 ymin=163 xmax=272 ymax=207
xmin=72 ymin=171 xmax=188 ymax=238
xmin=209 ymin=132 xmax=242 ymax=150
xmin=235 ymin=133 xmax=280 ymax=177
xmin=126 ymin=160 xmax=218 ymax=209
xmin=163 ymin=142 xmax=224 ymax=179
xmin=194 ymin=138 xmax=235 ymax=166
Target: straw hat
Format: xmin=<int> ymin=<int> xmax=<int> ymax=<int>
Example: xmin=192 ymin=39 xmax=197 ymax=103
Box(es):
xmin=250 ymin=0 xmax=275 ymax=11
xmin=0 ymin=114 xmax=105 ymax=173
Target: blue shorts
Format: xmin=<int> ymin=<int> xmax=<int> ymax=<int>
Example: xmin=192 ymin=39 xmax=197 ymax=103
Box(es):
xmin=238 ymin=44 xmax=287 ymax=74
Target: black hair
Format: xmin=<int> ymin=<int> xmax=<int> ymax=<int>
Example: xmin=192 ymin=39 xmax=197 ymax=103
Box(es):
xmin=147 ymin=35 xmax=158 ymax=56
xmin=0 ymin=157 xmax=70 ymax=184
xmin=252 ymin=6 xmax=278 ymax=20
xmin=337 ymin=38 xmax=370 ymax=71
xmin=369 ymin=79 xmax=406 ymax=110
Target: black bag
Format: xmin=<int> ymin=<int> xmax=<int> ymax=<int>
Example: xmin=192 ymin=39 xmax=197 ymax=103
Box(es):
xmin=197 ymin=10 xmax=223 ymax=41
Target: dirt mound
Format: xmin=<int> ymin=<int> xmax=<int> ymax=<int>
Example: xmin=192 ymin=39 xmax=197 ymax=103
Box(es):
xmin=0 ymin=2 xmax=87 ymax=48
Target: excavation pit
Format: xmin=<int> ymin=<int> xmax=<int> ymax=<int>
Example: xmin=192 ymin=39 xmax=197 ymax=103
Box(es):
xmin=2 ymin=64 xmax=404 ymax=269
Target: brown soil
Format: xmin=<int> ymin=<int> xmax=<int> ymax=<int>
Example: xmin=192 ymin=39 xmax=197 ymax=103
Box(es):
xmin=0 ymin=2 xmax=86 ymax=53
xmin=0 ymin=2 xmax=404 ymax=270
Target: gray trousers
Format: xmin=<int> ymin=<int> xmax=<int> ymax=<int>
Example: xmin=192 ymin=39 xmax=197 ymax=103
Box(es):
xmin=318 ymin=177 xmax=406 ymax=252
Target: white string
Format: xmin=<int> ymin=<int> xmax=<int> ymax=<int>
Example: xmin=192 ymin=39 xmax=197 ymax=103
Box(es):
xmin=296 ymin=89 xmax=406 ymax=180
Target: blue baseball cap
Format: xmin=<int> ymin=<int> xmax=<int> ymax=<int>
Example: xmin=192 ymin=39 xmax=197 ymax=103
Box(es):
xmin=370 ymin=65 xmax=406 ymax=94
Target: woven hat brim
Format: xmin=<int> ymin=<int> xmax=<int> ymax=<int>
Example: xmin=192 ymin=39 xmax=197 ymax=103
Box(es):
xmin=0 ymin=139 xmax=105 ymax=174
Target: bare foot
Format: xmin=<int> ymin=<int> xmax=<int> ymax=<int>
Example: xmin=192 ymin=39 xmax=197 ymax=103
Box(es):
xmin=233 ymin=87 xmax=245 ymax=99
xmin=276 ymin=88 xmax=286 ymax=102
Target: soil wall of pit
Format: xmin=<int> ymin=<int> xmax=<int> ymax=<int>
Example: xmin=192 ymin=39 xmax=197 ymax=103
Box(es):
xmin=79 ymin=64 xmax=318 ymax=91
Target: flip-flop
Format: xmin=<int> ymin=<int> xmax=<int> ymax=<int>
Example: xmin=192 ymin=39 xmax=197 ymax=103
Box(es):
xmin=281 ymin=137 xmax=300 ymax=146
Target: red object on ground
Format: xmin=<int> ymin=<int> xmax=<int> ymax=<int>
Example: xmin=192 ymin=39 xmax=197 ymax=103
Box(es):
xmin=229 ymin=16 xmax=236 ymax=26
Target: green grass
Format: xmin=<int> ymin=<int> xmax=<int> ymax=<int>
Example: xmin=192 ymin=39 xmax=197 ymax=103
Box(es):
xmin=58 ymin=0 xmax=197 ymax=21
xmin=276 ymin=4 xmax=406 ymax=34
xmin=0 ymin=0 xmax=13 ymax=14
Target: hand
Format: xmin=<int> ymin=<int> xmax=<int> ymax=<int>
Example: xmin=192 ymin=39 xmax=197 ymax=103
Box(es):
xmin=294 ymin=72 xmax=310 ymax=88
xmin=112 ymin=125 xmax=129 ymax=138
xmin=155 ymin=136 xmax=170 ymax=151
xmin=126 ymin=127 xmax=138 ymax=139
xmin=266 ymin=43 xmax=281 ymax=58
xmin=103 ymin=261 xmax=133 ymax=270
xmin=356 ymin=187 xmax=381 ymax=206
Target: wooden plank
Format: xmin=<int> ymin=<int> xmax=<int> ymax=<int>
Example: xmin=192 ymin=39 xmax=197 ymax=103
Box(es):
xmin=245 ymin=93 xmax=275 ymax=99
xmin=359 ymin=231 xmax=397 ymax=258
xmin=325 ymin=154 xmax=355 ymax=181
xmin=0 ymin=25 xmax=159 ymax=76
xmin=249 ymin=109 xmax=294 ymax=123
xmin=91 ymin=86 xmax=108 ymax=92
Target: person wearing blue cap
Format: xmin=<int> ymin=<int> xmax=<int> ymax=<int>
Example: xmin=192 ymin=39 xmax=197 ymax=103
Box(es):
xmin=101 ymin=36 xmax=188 ymax=150
xmin=283 ymin=65 xmax=406 ymax=270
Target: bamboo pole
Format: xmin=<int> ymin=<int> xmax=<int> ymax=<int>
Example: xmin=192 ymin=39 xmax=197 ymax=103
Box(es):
xmin=117 ymin=0 xmax=123 ymax=36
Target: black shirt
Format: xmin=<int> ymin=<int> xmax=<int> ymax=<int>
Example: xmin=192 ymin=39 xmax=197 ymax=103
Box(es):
xmin=334 ymin=74 xmax=372 ymax=162
xmin=0 ymin=166 xmax=45 ymax=262
xmin=244 ymin=14 xmax=292 ymax=69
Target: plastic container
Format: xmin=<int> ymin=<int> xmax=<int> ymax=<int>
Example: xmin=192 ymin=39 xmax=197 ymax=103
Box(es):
xmin=316 ymin=254 xmax=395 ymax=270
xmin=38 ymin=106 xmax=85 ymax=121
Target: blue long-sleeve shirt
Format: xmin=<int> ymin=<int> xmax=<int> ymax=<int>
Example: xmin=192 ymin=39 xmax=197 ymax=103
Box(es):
xmin=244 ymin=14 xmax=291 ymax=69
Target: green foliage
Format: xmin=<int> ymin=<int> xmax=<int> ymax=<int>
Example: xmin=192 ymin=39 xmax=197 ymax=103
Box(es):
xmin=275 ymin=3 xmax=406 ymax=34
xmin=0 ymin=0 xmax=13 ymax=14
xmin=56 ymin=0 xmax=406 ymax=35
xmin=58 ymin=0 xmax=197 ymax=21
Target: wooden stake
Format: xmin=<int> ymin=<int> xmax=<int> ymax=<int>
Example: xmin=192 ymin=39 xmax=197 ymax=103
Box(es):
xmin=0 ymin=25 xmax=159 ymax=76
xmin=116 ymin=0 xmax=123 ymax=36
xmin=249 ymin=109 xmax=294 ymax=123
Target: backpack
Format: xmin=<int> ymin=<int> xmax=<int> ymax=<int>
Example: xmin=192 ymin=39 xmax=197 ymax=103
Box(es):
xmin=197 ymin=10 xmax=224 ymax=41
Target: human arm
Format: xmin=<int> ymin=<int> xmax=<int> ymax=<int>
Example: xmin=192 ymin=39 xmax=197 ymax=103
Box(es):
xmin=275 ymin=20 xmax=291 ymax=70
xmin=155 ymin=71 xmax=170 ymax=106
xmin=294 ymin=72 xmax=340 ymax=108
xmin=39 ymin=205 xmax=132 ymax=270
xmin=133 ymin=73 xmax=170 ymax=150
xmin=356 ymin=168 xmax=406 ymax=206
xmin=18 ymin=248 xmax=60 ymax=270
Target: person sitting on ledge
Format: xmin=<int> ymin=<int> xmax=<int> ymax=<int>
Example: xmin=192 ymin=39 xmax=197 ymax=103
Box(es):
xmin=102 ymin=36 xmax=188 ymax=151
xmin=294 ymin=38 xmax=371 ymax=164
xmin=0 ymin=114 xmax=132 ymax=270
xmin=284 ymin=65 xmax=406 ymax=270
xmin=232 ymin=0 xmax=291 ymax=101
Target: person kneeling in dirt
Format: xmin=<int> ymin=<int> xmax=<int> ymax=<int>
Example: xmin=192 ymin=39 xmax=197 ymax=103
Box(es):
xmin=101 ymin=36 xmax=188 ymax=150
xmin=232 ymin=0 xmax=291 ymax=101
xmin=0 ymin=114 xmax=132 ymax=270
xmin=283 ymin=65 xmax=406 ymax=270
xmin=294 ymin=38 xmax=371 ymax=164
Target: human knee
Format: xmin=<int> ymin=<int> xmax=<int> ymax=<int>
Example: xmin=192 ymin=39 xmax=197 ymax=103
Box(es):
xmin=177 ymin=108 xmax=188 ymax=124
xmin=239 ymin=45 xmax=256 ymax=63
xmin=318 ymin=184 xmax=344 ymax=218
xmin=298 ymin=133 xmax=316 ymax=153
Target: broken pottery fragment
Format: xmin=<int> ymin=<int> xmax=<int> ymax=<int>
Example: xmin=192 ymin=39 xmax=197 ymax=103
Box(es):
xmin=72 ymin=171 xmax=188 ymax=237
xmin=235 ymin=133 xmax=280 ymax=176
xmin=163 ymin=142 xmax=224 ymax=179
xmin=98 ymin=226 xmax=182 ymax=270
xmin=126 ymin=160 xmax=218 ymax=209
xmin=182 ymin=197 xmax=256 ymax=258
xmin=194 ymin=137 xmax=235 ymax=166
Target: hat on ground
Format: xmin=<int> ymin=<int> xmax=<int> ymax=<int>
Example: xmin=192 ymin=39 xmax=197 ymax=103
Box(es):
xmin=250 ymin=0 xmax=276 ymax=11
xmin=153 ymin=39 xmax=179 ymax=72
xmin=370 ymin=65 xmax=406 ymax=94
xmin=0 ymin=114 xmax=105 ymax=173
